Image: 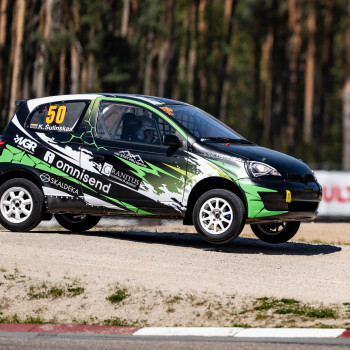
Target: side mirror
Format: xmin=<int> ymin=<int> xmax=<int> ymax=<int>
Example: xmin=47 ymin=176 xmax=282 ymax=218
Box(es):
xmin=162 ymin=134 xmax=181 ymax=148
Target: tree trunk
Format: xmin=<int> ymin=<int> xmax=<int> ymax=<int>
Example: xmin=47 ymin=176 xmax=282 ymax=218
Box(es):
xmin=9 ymin=0 xmax=25 ymax=119
xmin=262 ymin=26 xmax=274 ymax=142
xmin=219 ymin=0 xmax=237 ymax=122
xmin=315 ymin=0 xmax=334 ymax=163
xmin=121 ymin=0 xmax=130 ymax=37
xmin=59 ymin=46 xmax=66 ymax=95
xmin=303 ymin=0 xmax=316 ymax=143
xmin=35 ymin=0 xmax=54 ymax=97
xmin=157 ymin=0 xmax=175 ymax=97
xmin=286 ymin=0 xmax=302 ymax=155
xmin=342 ymin=0 xmax=350 ymax=170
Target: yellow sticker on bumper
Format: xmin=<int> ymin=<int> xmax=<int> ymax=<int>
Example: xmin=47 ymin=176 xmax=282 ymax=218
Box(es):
xmin=286 ymin=190 xmax=291 ymax=203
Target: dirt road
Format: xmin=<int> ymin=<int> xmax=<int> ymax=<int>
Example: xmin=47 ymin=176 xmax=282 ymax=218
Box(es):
xmin=0 ymin=222 xmax=349 ymax=327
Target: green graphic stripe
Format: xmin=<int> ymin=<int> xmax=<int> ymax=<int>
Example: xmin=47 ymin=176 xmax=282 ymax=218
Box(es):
xmin=96 ymin=96 xmax=188 ymax=139
xmin=115 ymin=156 xmax=179 ymax=184
xmin=1 ymin=145 xmax=152 ymax=214
xmin=206 ymin=157 xmax=287 ymax=218
xmin=102 ymin=194 xmax=154 ymax=215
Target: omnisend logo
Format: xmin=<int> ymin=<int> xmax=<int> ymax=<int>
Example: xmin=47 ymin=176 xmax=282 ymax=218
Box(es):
xmin=54 ymin=159 xmax=111 ymax=194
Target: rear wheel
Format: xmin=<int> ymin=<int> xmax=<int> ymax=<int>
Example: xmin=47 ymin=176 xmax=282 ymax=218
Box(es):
xmin=54 ymin=214 xmax=101 ymax=232
xmin=250 ymin=221 xmax=300 ymax=244
xmin=0 ymin=178 xmax=44 ymax=231
xmin=193 ymin=189 xmax=245 ymax=244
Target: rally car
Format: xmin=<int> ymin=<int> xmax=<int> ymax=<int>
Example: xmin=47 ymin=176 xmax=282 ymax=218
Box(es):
xmin=0 ymin=94 xmax=322 ymax=244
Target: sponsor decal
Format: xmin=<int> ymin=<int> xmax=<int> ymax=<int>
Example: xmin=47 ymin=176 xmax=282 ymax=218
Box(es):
xmin=204 ymin=152 xmax=244 ymax=163
xmin=14 ymin=134 xmax=37 ymax=154
xmin=40 ymin=173 xmax=79 ymax=195
xmin=102 ymin=162 xmax=141 ymax=190
xmin=54 ymin=159 xmax=111 ymax=194
xmin=115 ymin=150 xmax=146 ymax=168
xmin=160 ymin=106 xmax=174 ymax=116
xmin=44 ymin=151 xmax=56 ymax=164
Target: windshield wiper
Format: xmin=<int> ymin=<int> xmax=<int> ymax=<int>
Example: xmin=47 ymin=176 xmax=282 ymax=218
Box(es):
xmin=199 ymin=137 xmax=254 ymax=145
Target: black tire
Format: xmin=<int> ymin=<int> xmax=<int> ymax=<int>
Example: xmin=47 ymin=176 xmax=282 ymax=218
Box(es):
xmin=54 ymin=214 xmax=101 ymax=232
xmin=193 ymin=189 xmax=246 ymax=244
xmin=0 ymin=178 xmax=44 ymax=231
xmin=250 ymin=221 xmax=300 ymax=244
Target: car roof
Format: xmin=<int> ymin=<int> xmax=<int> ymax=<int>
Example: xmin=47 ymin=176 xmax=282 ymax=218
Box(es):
xmin=25 ymin=93 xmax=187 ymax=112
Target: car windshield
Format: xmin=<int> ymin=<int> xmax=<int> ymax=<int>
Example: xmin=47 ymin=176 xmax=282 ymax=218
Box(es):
xmin=162 ymin=105 xmax=244 ymax=141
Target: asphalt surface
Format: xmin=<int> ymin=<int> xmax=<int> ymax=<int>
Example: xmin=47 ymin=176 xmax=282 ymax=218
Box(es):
xmin=0 ymin=333 xmax=350 ymax=350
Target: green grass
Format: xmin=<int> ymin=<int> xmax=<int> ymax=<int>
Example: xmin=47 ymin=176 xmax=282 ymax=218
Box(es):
xmin=27 ymin=282 xmax=85 ymax=300
xmin=106 ymin=288 xmax=129 ymax=303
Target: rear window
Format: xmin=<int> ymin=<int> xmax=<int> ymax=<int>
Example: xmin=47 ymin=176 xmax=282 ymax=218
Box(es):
xmin=28 ymin=101 xmax=88 ymax=133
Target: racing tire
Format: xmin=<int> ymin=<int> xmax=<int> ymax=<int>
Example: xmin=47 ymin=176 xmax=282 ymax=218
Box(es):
xmin=0 ymin=178 xmax=44 ymax=232
xmin=250 ymin=221 xmax=300 ymax=244
xmin=54 ymin=214 xmax=101 ymax=232
xmin=193 ymin=189 xmax=246 ymax=244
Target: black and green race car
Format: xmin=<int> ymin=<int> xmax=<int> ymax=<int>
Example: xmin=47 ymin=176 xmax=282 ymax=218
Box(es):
xmin=0 ymin=94 xmax=322 ymax=244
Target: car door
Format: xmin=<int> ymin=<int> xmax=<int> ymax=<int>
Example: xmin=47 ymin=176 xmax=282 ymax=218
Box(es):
xmin=80 ymin=98 xmax=188 ymax=216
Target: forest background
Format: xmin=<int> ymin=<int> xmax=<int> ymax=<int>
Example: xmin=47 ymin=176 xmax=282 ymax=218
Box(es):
xmin=1 ymin=0 xmax=350 ymax=170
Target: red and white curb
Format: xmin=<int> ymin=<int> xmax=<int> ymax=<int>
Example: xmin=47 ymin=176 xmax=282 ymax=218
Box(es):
xmin=0 ymin=324 xmax=349 ymax=338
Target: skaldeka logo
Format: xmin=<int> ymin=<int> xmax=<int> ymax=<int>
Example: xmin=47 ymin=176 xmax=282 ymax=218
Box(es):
xmin=14 ymin=135 xmax=37 ymax=153
xmin=40 ymin=173 xmax=79 ymax=195
xmin=40 ymin=173 xmax=51 ymax=182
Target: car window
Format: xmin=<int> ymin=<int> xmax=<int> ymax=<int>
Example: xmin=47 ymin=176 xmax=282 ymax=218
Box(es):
xmin=28 ymin=101 xmax=88 ymax=133
xmin=96 ymin=102 xmax=162 ymax=145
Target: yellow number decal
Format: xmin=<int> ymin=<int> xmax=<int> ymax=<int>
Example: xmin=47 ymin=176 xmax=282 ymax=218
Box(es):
xmin=46 ymin=105 xmax=57 ymax=123
xmin=56 ymin=106 xmax=66 ymax=124
xmin=46 ymin=105 xmax=67 ymax=124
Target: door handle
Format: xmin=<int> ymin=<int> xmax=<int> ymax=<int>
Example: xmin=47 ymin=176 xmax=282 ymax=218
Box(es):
xmin=91 ymin=153 xmax=105 ymax=161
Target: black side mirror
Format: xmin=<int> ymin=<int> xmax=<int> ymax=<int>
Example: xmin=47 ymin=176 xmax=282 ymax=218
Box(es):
xmin=162 ymin=134 xmax=181 ymax=148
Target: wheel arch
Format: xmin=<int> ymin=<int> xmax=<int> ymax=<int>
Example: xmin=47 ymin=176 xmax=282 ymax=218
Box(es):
xmin=183 ymin=177 xmax=247 ymax=225
xmin=0 ymin=168 xmax=44 ymax=195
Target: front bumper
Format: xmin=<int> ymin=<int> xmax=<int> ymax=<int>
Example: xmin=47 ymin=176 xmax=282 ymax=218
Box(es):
xmin=243 ymin=178 xmax=322 ymax=224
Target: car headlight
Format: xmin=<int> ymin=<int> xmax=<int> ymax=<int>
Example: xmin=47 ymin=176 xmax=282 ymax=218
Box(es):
xmin=246 ymin=161 xmax=282 ymax=178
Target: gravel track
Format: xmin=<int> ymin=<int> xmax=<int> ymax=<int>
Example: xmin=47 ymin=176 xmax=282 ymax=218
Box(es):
xmin=0 ymin=222 xmax=349 ymax=326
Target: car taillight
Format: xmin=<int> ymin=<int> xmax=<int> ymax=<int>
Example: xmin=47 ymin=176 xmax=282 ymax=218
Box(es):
xmin=0 ymin=140 xmax=6 ymax=155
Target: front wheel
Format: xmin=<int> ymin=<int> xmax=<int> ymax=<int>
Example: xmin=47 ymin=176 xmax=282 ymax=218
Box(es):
xmin=193 ymin=189 xmax=246 ymax=244
xmin=54 ymin=214 xmax=101 ymax=232
xmin=250 ymin=221 xmax=300 ymax=244
xmin=0 ymin=178 xmax=44 ymax=231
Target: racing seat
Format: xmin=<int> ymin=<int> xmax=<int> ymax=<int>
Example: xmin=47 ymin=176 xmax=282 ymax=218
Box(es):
xmin=120 ymin=113 xmax=142 ymax=141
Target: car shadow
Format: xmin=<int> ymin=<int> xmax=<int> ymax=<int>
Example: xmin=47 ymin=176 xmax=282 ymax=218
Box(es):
xmin=33 ymin=229 xmax=342 ymax=256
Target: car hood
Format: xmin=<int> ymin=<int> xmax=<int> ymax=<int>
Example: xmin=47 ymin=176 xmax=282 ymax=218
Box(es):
xmin=201 ymin=143 xmax=314 ymax=178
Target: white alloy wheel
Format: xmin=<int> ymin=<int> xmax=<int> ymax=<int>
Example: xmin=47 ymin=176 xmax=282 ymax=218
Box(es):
xmin=0 ymin=186 xmax=33 ymax=224
xmin=199 ymin=197 xmax=233 ymax=235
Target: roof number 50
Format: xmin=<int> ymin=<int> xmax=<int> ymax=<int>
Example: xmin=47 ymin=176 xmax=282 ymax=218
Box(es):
xmin=46 ymin=105 xmax=67 ymax=124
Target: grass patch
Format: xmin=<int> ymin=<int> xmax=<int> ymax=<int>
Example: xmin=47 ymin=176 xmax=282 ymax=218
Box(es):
xmin=106 ymin=288 xmax=129 ymax=304
xmin=0 ymin=314 xmax=46 ymax=324
xmin=28 ymin=282 xmax=84 ymax=300
xmin=253 ymin=297 xmax=338 ymax=320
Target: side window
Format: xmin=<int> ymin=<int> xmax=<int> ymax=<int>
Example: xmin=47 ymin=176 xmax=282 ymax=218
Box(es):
xmin=28 ymin=101 xmax=88 ymax=133
xmin=96 ymin=102 xmax=161 ymax=145
xmin=154 ymin=114 xmax=182 ymax=140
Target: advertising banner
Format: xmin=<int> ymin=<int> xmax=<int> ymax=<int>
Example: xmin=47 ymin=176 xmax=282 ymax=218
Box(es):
xmin=315 ymin=171 xmax=350 ymax=217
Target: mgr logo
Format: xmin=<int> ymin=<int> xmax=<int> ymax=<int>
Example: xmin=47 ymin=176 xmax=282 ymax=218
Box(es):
xmin=14 ymin=135 xmax=37 ymax=153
